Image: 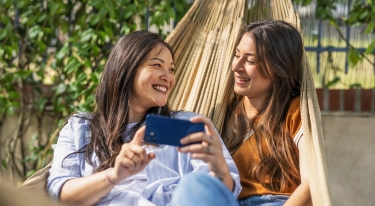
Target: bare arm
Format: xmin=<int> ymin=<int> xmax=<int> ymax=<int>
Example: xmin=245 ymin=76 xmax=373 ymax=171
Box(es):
xmin=60 ymin=126 xmax=155 ymax=205
xmin=283 ymin=135 xmax=312 ymax=206
xmin=60 ymin=170 xmax=115 ymax=206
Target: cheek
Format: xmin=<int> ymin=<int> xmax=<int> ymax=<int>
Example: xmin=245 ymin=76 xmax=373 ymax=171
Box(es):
xmin=248 ymin=65 xmax=267 ymax=79
xmin=231 ymin=58 xmax=238 ymax=71
xmin=245 ymin=66 xmax=257 ymax=77
xmin=140 ymin=73 xmax=154 ymax=85
xmin=262 ymin=79 xmax=273 ymax=91
xmin=171 ymin=77 xmax=176 ymax=89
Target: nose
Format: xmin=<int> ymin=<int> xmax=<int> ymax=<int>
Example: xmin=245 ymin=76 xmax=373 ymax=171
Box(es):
xmin=161 ymin=69 xmax=175 ymax=84
xmin=231 ymin=57 xmax=244 ymax=72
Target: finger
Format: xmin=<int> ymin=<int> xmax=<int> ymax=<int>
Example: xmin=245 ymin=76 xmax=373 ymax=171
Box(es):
xmin=132 ymin=125 xmax=146 ymax=145
xmin=131 ymin=146 xmax=147 ymax=161
xmin=148 ymin=153 xmax=156 ymax=159
xmin=119 ymin=144 xmax=135 ymax=158
xmin=190 ymin=152 xmax=213 ymax=162
xmin=141 ymin=153 xmax=155 ymax=165
xmin=190 ymin=116 xmax=218 ymax=137
xmin=119 ymin=158 xmax=135 ymax=171
xmin=180 ymin=132 xmax=212 ymax=145
xmin=129 ymin=146 xmax=148 ymax=168
xmin=133 ymin=152 xmax=155 ymax=172
xmin=179 ymin=144 xmax=216 ymax=154
xmin=130 ymin=154 xmax=142 ymax=170
xmin=129 ymin=144 xmax=146 ymax=157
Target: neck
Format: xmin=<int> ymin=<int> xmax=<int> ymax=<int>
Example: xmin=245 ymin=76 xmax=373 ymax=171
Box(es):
xmin=128 ymin=103 xmax=147 ymax=123
xmin=242 ymin=95 xmax=267 ymax=119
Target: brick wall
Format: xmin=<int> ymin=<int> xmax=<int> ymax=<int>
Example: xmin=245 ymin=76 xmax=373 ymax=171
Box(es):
xmin=316 ymin=89 xmax=375 ymax=112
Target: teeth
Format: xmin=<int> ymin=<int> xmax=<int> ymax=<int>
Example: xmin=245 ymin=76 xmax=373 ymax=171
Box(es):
xmin=153 ymin=85 xmax=167 ymax=92
xmin=238 ymin=77 xmax=250 ymax=82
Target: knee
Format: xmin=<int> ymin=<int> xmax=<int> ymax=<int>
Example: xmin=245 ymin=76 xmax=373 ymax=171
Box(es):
xmin=183 ymin=172 xmax=209 ymax=183
xmin=179 ymin=172 xmax=221 ymax=189
xmin=173 ymin=172 xmax=238 ymax=206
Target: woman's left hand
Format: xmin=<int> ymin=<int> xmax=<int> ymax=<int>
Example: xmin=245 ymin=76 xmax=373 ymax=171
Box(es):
xmin=178 ymin=116 xmax=230 ymax=180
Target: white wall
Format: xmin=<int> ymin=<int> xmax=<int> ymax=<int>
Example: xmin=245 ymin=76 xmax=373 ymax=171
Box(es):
xmin=322 ymin=113 xmax=375 ymax=206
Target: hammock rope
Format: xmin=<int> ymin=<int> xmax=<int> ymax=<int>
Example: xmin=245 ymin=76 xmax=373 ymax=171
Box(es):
xmin=166 ymin=0 xmax=331 ymax=205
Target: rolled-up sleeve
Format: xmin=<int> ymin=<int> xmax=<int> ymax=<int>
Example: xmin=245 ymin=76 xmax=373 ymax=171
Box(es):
xmin=47 ymin=116 xmax=88 ymax=200
xmin=222 ymin=143 xmax=242 ymax=197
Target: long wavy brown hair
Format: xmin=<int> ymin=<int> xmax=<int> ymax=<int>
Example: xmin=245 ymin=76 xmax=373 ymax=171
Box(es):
xmin=82 ymin=31 xmax=174 ymax=172
xmin=222 ymin=20 xmax=303 ymax=192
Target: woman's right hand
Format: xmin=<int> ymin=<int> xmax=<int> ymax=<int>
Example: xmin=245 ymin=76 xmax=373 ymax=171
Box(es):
xmin=106 ymin=126 xmax=156 ymax=184
xmin=178 ymin=116 xmax=234 ymax=191
xmin=59 ymin=126 xmax=155 ymax=205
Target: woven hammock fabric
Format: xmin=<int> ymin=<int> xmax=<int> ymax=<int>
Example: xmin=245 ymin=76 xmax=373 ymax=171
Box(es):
xmin=166 ymin=0 xmax=331 ymax=205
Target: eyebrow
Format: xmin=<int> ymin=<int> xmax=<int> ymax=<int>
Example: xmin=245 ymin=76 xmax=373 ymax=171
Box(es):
xmin=236 ymin=48 xmax=254 ymax=56
xmin=150 ymin=57 xmax=174 ymax=65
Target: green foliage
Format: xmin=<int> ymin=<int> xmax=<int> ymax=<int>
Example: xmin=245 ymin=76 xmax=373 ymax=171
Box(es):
xmin=325 ymin=76 xmax=341 ymax=88
xmin=348 ymin=48 xmax=363 ymax=67
xmin=293 ymin=0 xmax=313 ymax=6
xmin=316 ymin=0 xmax=375 ymax=68
xmin=349 ymin=83 xmax=362 ymax=88
xmin=0 ymin=0 xmax=191 ymax=180
xmin=293 ymin=0 xmax=375 ymax=88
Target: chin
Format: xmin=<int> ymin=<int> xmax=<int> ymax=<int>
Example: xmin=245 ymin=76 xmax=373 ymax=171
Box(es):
xmin=234 ymin=88 xmax=246 ymax=96
xmin=154 ymin=100 xmax=168 ymax=107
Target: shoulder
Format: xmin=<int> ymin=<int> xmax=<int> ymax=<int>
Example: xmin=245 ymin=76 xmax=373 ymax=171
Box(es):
xmin=68 ymin=112 xmax=92 ymax=125
xmin=285 ymin=96 xmax=302 ymax=139
xmin=171 ymin=111 xmax=202 ymax=120
xmin=61 ymin=112 xmax=92 ymax=134
xmin=58 ymin=112 xmax=92 ymax=146
xmin=287 ymin=96 xmax=300 ymax=116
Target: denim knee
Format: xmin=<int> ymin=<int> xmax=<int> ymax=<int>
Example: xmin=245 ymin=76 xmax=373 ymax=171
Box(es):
xmin=171 ymin=172 xmax=238 ymax=206
xmin=180 ymin=172 xmax=222 ymax=188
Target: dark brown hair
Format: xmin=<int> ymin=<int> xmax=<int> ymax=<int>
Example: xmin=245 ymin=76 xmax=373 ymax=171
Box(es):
xmin=222 ymin=20 xmax=303 ymax=191
xmin=85 ymin=31 xmax=174 ymax=172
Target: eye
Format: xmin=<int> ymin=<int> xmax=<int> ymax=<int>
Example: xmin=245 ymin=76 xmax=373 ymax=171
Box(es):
xmin=234 ymin=54 xmax=240 ymax=59
xmin=169 ymin=68 xmax=175 ymax=73
xmin=246 ymin=60 xmax=255 ymax=65
xmin=153 ymin=64 xmax=161 ymax=68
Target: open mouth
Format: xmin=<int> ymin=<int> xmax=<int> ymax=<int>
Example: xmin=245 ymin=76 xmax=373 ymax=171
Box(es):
xmin=152 ymin=85 xmax=168 ymax=93
xmin=236 ymin=77 xmax=250 ymax=82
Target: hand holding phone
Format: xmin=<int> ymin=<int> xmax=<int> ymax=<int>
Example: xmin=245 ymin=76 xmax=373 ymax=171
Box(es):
xmin=144 ymin=114 xmax=204 ymax=146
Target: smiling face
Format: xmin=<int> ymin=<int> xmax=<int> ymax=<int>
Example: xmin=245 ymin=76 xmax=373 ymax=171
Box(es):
xmin=129 ymin=44 xmax=175 ymax=114
xmin=232 ymin=33 xmax=273 ymax=101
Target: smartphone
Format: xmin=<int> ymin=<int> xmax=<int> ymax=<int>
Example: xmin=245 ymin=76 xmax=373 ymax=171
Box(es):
xmin=144 ymin=114 xmax=204 ymax=146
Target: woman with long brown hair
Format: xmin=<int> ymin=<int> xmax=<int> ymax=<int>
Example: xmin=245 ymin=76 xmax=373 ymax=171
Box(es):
xmin=222 ymin=20 xmax=312 ymax=205
xmin=47 ymin=31 xmax=241 ymax=206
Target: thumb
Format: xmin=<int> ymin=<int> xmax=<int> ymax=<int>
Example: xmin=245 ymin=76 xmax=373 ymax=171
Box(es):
xmin=190 ymin=116 xmax=217 ymax=136
xmin=132 ymin=125 xmax=146 ymax=145
xmin=148 ymin=153 xmax=156 ymax=160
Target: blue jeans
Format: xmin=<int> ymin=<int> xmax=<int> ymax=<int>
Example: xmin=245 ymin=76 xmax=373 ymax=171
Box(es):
xmin=170 ymin=172 xmax=239 ymax=206
xmin=238 ymin=195 xmax=289 ymax=206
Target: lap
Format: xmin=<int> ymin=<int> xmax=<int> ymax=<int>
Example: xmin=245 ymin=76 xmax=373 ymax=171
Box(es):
xmin=171 ymin=172 xmax=238 ymax=206
xmin=238 ymin=195 xmax=289 ymax=206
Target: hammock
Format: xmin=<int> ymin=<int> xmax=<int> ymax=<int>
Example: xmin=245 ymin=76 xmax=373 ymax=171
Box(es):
xmin=166 ymin=0 xmax=331 ymax=205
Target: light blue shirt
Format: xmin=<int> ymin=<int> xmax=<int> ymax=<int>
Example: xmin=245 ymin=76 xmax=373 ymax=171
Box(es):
xmin=47 ymin=112 xmax=241 ymax=206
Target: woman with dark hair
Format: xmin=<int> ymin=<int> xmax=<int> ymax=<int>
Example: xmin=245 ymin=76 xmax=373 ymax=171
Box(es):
xmin=47 ymin=31 xmax=241 ymax=206
xmin=221 ymin=20 xmax=312 ymax=205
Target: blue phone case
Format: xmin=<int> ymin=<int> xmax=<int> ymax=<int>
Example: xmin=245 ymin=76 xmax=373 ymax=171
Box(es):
xmin=144 ymin=114 xmax=204 ymax=146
